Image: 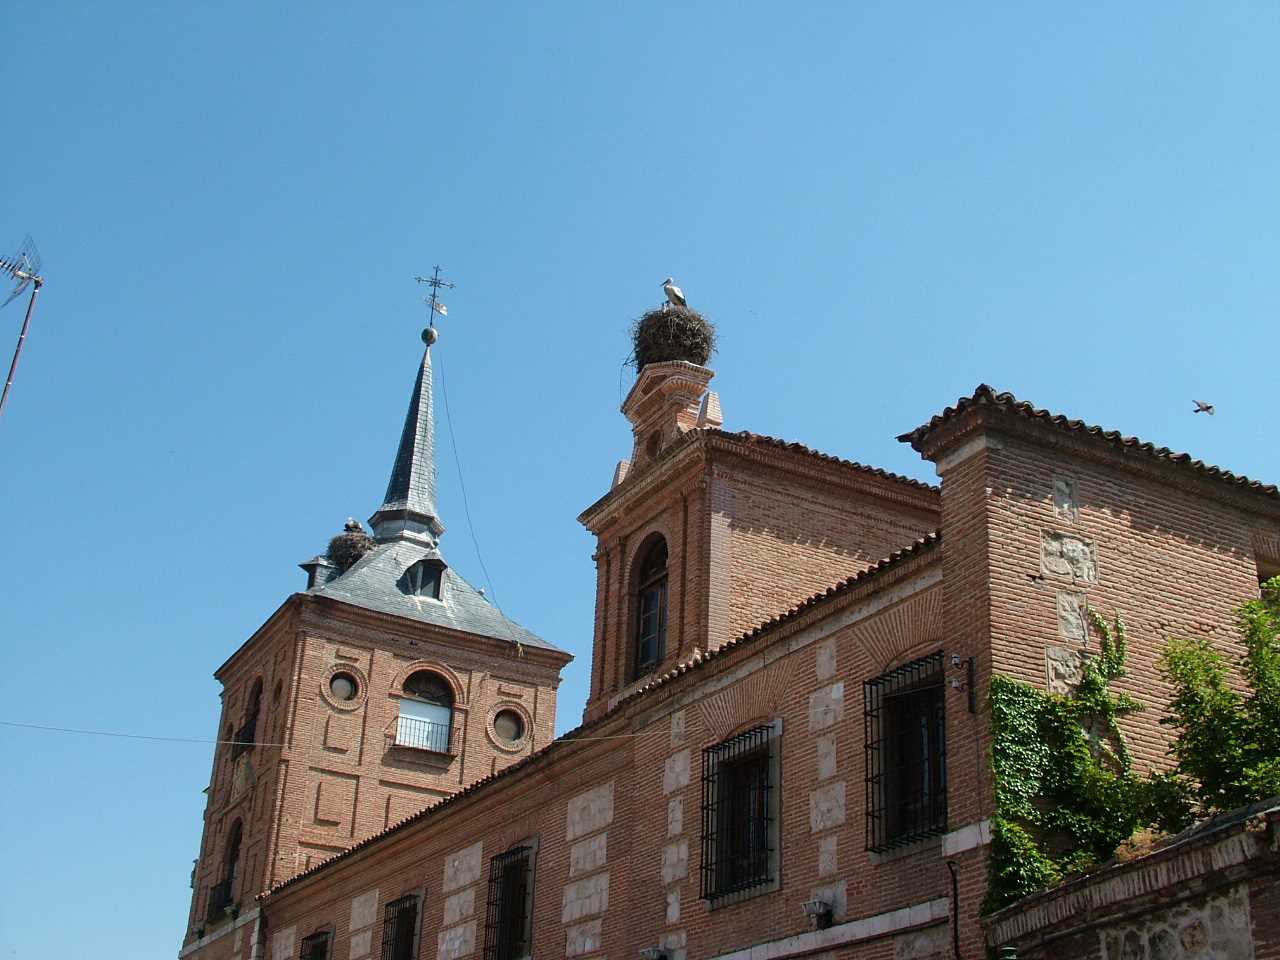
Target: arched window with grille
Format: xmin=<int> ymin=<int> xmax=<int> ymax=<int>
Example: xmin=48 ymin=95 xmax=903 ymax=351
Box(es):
xmin=396 ymin=670 xmax=455 ymax=753
xmin=233 ymin=679 xmax=262 ymax=759
xmin=633 ymin=536 xmax=668 ymax=678
xmin=206 ymin=819 xmax=241 ymax=922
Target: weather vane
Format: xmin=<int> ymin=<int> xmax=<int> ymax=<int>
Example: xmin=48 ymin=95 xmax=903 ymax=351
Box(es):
xmin=0 ymin=235 xmax=44 ymax=418
xmin=414 ymin=266 xmax=455 ymax=335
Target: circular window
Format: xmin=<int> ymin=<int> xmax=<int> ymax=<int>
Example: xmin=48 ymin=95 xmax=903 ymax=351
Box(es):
xmin=493 ymin=709 xmax=525 ymax=744
xmin=329 ymin=672 xmax=358 ymax=702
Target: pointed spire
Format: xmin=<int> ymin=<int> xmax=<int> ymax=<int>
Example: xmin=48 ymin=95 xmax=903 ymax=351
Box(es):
xmin=369 ymin=328 xmax=446 ymax=543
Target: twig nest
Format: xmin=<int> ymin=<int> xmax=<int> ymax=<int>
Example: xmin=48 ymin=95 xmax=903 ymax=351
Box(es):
xmin=327 ymin=519 xmax=375 ymax=572
xmin=631 ymin=305 xmax=716 ymax=369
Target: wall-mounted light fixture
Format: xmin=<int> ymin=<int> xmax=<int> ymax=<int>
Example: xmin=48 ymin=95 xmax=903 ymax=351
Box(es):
xmin=801 ymin=899 xmax=833 ymax=930
xmin=950 ymin=654 xmax=977 ymax=713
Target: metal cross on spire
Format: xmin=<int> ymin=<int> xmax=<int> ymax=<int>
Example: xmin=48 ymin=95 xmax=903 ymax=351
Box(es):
xmin=414 ymin=266 xmax=455 ymax=329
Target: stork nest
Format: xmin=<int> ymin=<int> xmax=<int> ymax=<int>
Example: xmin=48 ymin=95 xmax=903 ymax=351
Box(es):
xmin=630 ymin=305 xmax=716 ymax=370
xmin=327 ymin=520 xmax=375 ymax=572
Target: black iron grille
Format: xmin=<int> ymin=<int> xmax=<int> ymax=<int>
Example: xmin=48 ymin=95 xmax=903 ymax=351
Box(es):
xmin=864 ymin=650 xmax=947 ymax=852
xmin=484 ymin=846 xmax=532 ymax=960
xmin=300 ymin=931 xmax=330 ymax=960
xmin=380 ymin=895 xmax=419 ymax=960
xmin=700 ymin=724 xmax=774 ymax=900
xmin=231 ymin=714 xmax=257 ymax=760
xmin=205 ymin=878 xmax=233 ymax=923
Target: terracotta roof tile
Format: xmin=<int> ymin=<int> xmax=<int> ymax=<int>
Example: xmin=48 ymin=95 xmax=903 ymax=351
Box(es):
xmin=709 ymin=429 xmax=937 ymax=492
xmin=898 ymin=384 xmax=1277 ymax=499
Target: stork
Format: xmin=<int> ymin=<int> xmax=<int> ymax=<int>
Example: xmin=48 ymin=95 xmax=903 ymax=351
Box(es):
xmin=662 ymin=277 xmax=687 ymax=309
xmin=1192 ymin=400 xmax=1215 ymax=416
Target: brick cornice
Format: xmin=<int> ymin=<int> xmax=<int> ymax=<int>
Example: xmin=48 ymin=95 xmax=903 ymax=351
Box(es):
xmin=903 ymin=385 xmax=1280 ymax=519
xmin=579 ymin=428 xmax=939 ymax=532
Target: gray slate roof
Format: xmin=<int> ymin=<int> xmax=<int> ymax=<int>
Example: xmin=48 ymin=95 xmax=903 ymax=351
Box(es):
xmin=310 ymin=538 xmax=565 ymax=653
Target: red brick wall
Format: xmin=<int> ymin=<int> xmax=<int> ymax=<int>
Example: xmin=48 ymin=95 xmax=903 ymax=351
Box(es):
xmin=582 ymin=440 xmax=939 ymax=723
xmin=223 ymin=554 xmax=984 ymax=960
xmin=946 ymin=426 xmax=1278 ymax=773
xmin=183 ymin=596 xmax=565 ymax=948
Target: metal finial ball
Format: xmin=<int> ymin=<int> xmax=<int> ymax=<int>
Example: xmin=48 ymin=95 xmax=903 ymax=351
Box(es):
xmin=422 ymin=326 xmax=439 ymax=345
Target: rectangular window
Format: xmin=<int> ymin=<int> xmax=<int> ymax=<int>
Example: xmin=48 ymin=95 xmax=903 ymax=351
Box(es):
xmin=380 ymin=895 xmax=420 ymax=960
xmin=700 ymin=723 xmax=780 ymax=901
xmin=483 ymin=846 xmax=534 ymax=960
xmin=864 ymin=651 xmax=947 ymax=852
xmin=300 ymin=931 xmax=331 ymax=960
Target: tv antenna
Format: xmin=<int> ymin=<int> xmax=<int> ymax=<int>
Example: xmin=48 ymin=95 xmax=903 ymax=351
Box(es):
xmin=0 ymin=235 xmax=44 ymax=418
xmin=414 ymin=266 xmax=454 ymax=329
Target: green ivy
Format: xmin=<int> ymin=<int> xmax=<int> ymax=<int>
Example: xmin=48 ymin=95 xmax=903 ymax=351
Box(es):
xmin=984 ymin=610 xmax=1147 ymax=914
xmin=1156 ymin=575 xmax=1280 ymax=826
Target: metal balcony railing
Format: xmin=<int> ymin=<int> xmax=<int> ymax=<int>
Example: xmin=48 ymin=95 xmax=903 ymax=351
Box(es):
xmin=394 ymin=715 xmax=454 ymax=754
xmin=205 ymin=878 xmax=234 ymax=923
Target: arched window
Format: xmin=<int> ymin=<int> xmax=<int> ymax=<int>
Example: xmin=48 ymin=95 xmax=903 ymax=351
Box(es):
xmin=233 ymin=679 xmax=262 ymax=759
xmin=224 ymin=820 xmax=242 ymax=889
xmin=207 ymin=819 xmax=242 ymax=921
xmin=633 ymin=537 xmax=668 ymax=677
xmin=396 ymin=670 xmax=454 ymax=753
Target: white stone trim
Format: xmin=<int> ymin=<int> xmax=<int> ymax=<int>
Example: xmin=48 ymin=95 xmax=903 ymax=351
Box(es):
xmin=941 ymin=819 xmax=992 ymax=857
xmin=637 ymin=568 xmax=942 ymax=728
xmin=934 ymin=432 xmax=1006 ymax=474
xmin=179 ymin=908 xmax=261 ymax=958
xmin=710 ymin=897 xmax=950 ymax=960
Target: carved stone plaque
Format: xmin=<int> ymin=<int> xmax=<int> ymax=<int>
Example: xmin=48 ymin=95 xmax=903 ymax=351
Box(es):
xmin=1053 ymin=476 xmax=1079 ymax=523
xmin=1042 ymin=531 xmax=1098 ymax=583
xmin=1046 ymin=645 xmax=1087 ymax=695
xmin=1057 ymin=591 xmax=1087 ymax=641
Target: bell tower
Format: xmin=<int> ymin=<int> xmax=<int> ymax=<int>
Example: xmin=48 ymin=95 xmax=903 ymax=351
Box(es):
xmin=182 ymin=322 xmax=571 ymax=951
xmin=578 ymin=289 xmax=940 ymax=724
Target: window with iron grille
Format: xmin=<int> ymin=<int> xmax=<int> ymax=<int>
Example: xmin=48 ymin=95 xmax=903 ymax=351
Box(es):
xmin=700 ymin=722 xmax=780 ymax=902
xmin=483 ymin=845 xmax=534 ymax=960
xmin=380 ymin=894 xmax=420 ymax=960
xmin=300 ymin=931 xmax=331 ymax=960
xmin=864 ymin=651 xmax=947 ymax=852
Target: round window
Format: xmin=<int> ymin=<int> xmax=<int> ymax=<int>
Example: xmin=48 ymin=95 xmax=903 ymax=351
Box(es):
xmin=493 ymin=709 xmax=525 ymax=744
xmin=329 ymin=672 xmax=358 ymax=702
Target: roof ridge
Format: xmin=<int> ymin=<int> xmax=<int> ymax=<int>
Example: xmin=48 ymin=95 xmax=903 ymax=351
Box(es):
xmin=899 ymin=385 xmax=1278 ymax=499
xmin=706 ymin=428 xmax=938 ymax=492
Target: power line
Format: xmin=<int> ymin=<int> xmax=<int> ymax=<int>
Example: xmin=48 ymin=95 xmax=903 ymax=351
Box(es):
xmin=0 ymin=717 xmax=665 ymax=746
xmin=434 ymin=351 xmax=507 ymax=619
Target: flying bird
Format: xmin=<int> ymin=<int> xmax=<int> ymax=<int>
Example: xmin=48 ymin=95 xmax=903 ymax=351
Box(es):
xmin=1192 ymin=400 xmax=1215 ymax=416
xmin=662 ymin=278 xmax=687 ymax=308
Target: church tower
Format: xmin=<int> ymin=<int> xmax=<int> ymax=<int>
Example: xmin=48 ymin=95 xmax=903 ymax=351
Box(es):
xmin=578 ymin=297 xmax=939 ymax=722
xmin=183 ymin=325 xmax=571 ymax=949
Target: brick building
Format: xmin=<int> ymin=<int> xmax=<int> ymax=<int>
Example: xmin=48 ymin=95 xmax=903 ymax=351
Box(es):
xmin=179 ymin=307 xmax=1280 ymax=960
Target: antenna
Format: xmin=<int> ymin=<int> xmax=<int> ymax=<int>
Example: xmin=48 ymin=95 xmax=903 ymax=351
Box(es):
xmin=414 ymin=265 xmax=455 ymax=329
xmin=0 ymin=234 xmax=45 ymax=418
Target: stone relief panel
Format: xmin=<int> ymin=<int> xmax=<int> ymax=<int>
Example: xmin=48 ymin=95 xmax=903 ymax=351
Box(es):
xmin=1099 ymin=882 xmax=1253 ymax=959
xmin=1042 ymin=531 xmax=1098 ymax=584
xmin=1053 ymin=476 xmax=1079 ymax=524
xmin=1046 ymin=645 xmax=1088 ymax=695
xmin=1057 ymin=591 xmax=1088 ymax=642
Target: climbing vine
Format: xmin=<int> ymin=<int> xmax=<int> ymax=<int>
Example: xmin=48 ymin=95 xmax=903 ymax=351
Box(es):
xmin=984 ymin=610 xmax=1147 ymax=914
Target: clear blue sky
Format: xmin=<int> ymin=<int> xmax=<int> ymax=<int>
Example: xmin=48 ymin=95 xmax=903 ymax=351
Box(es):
xmin=2 ymin=2 xmax=1277 ymax=956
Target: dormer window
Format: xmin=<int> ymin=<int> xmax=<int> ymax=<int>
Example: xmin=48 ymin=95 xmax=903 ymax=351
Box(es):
xmin=401 ymin=558 xmax=445 ymax=600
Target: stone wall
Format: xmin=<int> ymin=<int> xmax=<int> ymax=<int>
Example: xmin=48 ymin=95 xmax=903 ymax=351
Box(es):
xmin=984 ymin=804 xmax=1280 ymax=960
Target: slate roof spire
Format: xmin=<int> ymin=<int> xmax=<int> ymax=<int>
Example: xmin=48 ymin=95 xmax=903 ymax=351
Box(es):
xmin=369 ymin=327 xmax=446 ymax=543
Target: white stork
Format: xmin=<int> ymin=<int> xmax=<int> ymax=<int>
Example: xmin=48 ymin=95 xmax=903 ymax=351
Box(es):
xmin=662 ymin=277 xmax=687 ymax=309
xmin=1192 ymin=400 xmax=1215 ymax=415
